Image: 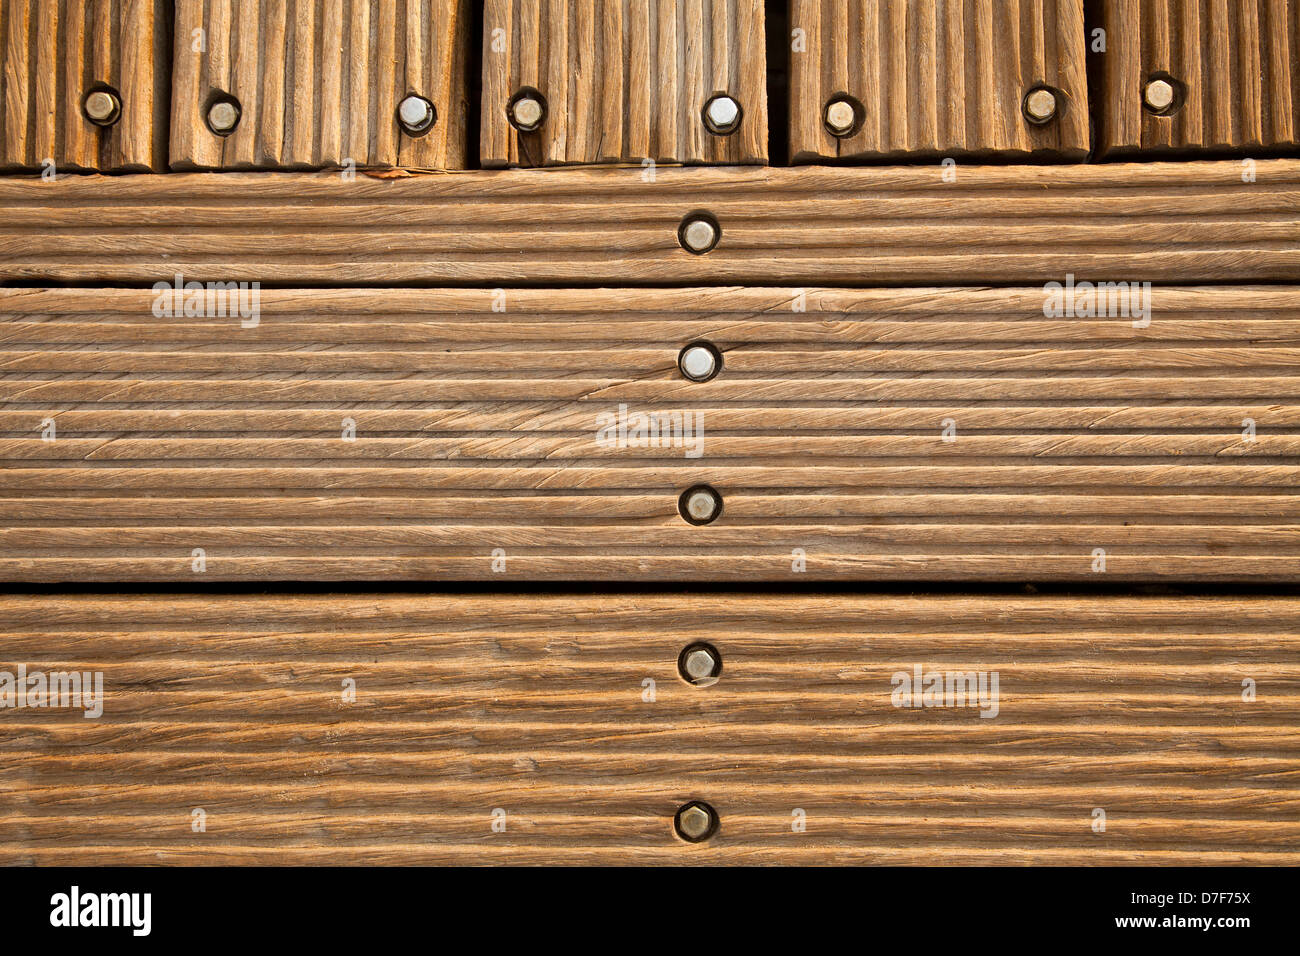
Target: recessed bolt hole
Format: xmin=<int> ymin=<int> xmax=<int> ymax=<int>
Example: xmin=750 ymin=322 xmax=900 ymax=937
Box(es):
xmin=679 ymin=342 xmax=722 ymax=382
xmin=678 ymin=642 xmax=722 ymax=686
xmin=675 ymin=801 xmax=719 ymax=842
xmin=678 ymin=213 xmax=720 ymax=254
xmin=702 ymin=93 xmax=742 ymax=135
xmin=508 ymin=88 xmax=547 ymax=132
xmin=679 ymin=485 xmax=722 ymax=525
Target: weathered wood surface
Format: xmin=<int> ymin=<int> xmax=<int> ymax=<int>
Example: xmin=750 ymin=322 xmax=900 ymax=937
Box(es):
xmin=788 ymin=0 xmax=1090 ymax=163
xmin=481 ymin=0 xmax=767 ymax=167
xmin=1096 ymin=0 xmax=1300 ymax=158
xmin=1 ymin=160 xmax=1298 ymax=283
xmin=1 ymin=592 xmax=1295 ymax=865
xmin=0 ymin=0 xmax=169 ymax=171
xmin=2 ymin=286 xmax=1299 ymax=582
xmin=170 ymin=0 xmax=471 ymax=170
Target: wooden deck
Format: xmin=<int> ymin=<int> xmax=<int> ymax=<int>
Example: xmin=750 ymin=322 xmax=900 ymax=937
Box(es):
xmin=3 ymin=592 xmax=1296 ymax=865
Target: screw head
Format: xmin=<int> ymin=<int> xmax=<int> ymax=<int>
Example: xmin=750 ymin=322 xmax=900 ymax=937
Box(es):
xmin=675 ymin=801 xmax=718 ymax=842
xmin=509 ymin=93 xmax=546 ymax=132
xmin=678 ymin=214 xmax=719 ymax=254
xmin=83 ymin=90 xmax=120 ymax=125
xmin=825 ymin=98 xmax=857 ymax=136
xmin=679 ymin=642 xmax=722 ymax=685
xmin=1023 ymin=87 xmax=1058 ymax=124
xmin=207 ymin=99 xmax=241 ymax=135
xmin=1144 ymin=78 xmax=1176 ymax=113
xmin=680 ymin=485 xmax=722 ymax=525
xmin=679 ymin=343 xmax=720 ymax=382
xmin=398 ymin=94 xmax=435 ymax=134
xmin=703 ymin=94 xmax=741 ymax=135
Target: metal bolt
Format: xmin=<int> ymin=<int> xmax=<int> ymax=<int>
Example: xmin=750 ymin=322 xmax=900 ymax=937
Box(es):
xmin=703 ymin=94 xmax=741 ymax=135
xmin=825 ymin=98 xmax=857 ymax=136
xmin=510 ymin=94 xmax=545 ymax=132
xmin=681 ymin=485 xmax=722 ymax=524
xmin=675 ymin=802 xmax=717 ymax=842
xmin=83 ymin=90 xmax=120 ymax=125
xmin=680 ymin=644 xmax=721 ymax=685
xmin=679 ymin=215 xmax=719 ymax=254
xmin=679 ymin=343 xmax=719 ymax=382
xmin=398 ymin=94 xmax=435 ymax=134
xmin=207 ymin=99 xmax=240 ymax=135
xmin=1144 ymin=78 xmax=1176 ymax=113
xmin=1023 ymin=87 xmax=1058 ymax=124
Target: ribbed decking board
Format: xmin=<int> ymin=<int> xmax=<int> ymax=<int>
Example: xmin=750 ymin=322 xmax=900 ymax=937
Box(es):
xmin=0 ymin=0 xmax=169 ymax=171
xmin=481 ymin=0 xmax=767 ymax=167
xmin=788 ymin=0 xmax=1089 ymax=163
xmin=1 ymin=592 xmax=1296 ymax=865
xmin=3 ymin=286 xmax=1300 ymax=582
xmin=2 ymin=160 xmax=1299 ymax=283
xmin=1096 ymin=0 xmax=1300 ymax=158
xmin=170 ymin=0 xmax=471 ymax=170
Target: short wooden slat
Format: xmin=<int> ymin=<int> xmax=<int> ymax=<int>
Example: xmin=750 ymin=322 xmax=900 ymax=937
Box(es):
xmin=1096 ymin=0 xmax=1300 ymax=158
xmin=0 ymin=0 xmax=168 ymax=171
xmin=788 ymin=0 xmax=1089 ymax=163
xmin=481 ymin=0 xmax=767 ymax=166
xmin=2 ymin=286 xmax=1299 ymax=582
xmin=170 ymin=0 xmax=471 ymax=170
xmin=2 ymin=160 xmax=1299 ymax=283
xmin=1 ymin=593 xmax=1296 ymax=865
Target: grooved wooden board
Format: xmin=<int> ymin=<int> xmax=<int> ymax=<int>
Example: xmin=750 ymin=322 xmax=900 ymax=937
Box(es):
xmin=3 ymin=286 xmax=1300 ymax=582
xmin=1096 ymin=0 xmax=1300 ymax=158
xmin=170 ymin=0 xmax=471 ymax=170
xmin=788 ymin=0 xmax=1089 ymax=163
xmin=1 ymin=592 xmax=1296 ymax=865
xmin=0 ymin=0 xmax=169 ymax=171
xmin=2 ymin=160 xmax=1299 ymax=283
xmin=481 ymin=0 xmax=767 ymax=167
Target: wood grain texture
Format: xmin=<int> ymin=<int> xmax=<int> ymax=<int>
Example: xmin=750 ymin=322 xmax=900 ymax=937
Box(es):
xmin=1096 ymin=0 xmax=1300 ymax=158
xmin=0 ymin=0 xmax=169 ymax=171
xmin=1 ymin=592 xmax=1296 ymax=865
xmin=170 ymin=0 xmax=471 ymax=170
xmin=482 ymin=0 xmax=767 ymax=167
xmin=788 ymin=0 xmax=1089 ymax=163
xmin=3 ymin=286 xmax=1300 ymax=582
xmin=2 ymin=159 xmax=1299 ymax=283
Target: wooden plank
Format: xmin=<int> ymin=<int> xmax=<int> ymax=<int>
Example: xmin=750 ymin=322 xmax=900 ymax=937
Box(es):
xmin=2 ymin=159 xmax=1299 ymax=283
xmin=788 ymin=0 xmax=1089 ymax=163
xmin=170 ymin=0 xmax=471 ymax=170
xmin=1096 ymin=0 xmax=1300 ymax=158
xmin=0 ymin=0 xmax=168 ymax=172
xmin=1 ymin=591 xmax=1296 ymax=865
xmin=481 ymin=0 xmax=767 ymax=166
xmin=3 ymin=286 xmax=1300 ymax=582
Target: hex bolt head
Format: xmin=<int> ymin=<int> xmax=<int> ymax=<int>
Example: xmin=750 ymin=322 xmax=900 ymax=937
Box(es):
xmin=675 ymin=801 xmax=718 ymax=842
xmin=679 ymin=343 xmax=720 ymax=382
xmin=1023 ymin=87 xmax=1058 ymax=124
xmin=825 ymin=98 xmax=857 ymax=136
xmin=679 ymin=642 xmax=722 ymax=686
xmin=83 ymin=90 xmax=120 ymax=126
xmin=703 ymin=94 xmax=741 ymax=135
xmin=398 ymin=94 xmax=435 ymax=134
xmin=509 ymin=93 xmax=546 ymax=132
xmin=207 ymin=99 xmax=241 ymax=135
xmin=1144 ymin=78 xmax=1176 ymax=113
xmin=678 ymin=214 xmax=720 ymax=254
xmin=679 ymin=485 xmax=722 ymax=525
